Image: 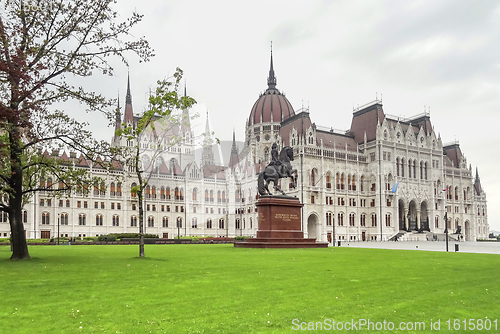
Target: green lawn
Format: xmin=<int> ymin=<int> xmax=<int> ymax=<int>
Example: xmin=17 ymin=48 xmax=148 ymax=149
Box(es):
xmin=0 ymin=245 xmax=498 ymax=333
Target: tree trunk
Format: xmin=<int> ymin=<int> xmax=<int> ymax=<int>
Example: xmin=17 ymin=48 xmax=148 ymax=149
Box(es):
xmin=137 ymin=172 xmax=145 ymax=258
xmin=9 ymin=137 xmax=31 ymax=260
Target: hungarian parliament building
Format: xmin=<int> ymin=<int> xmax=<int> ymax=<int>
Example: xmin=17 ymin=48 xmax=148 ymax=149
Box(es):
xmin=2 ymin=53 xmax=489 ymax=243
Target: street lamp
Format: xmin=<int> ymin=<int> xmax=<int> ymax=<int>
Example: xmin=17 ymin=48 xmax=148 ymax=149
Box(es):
xmin=57 ymin=213 xmax=60 ymax=245
xmin=444 ymin=213 xmax=449 ymax=252
xmin=177 ymin=217 xmax=180 ymax=239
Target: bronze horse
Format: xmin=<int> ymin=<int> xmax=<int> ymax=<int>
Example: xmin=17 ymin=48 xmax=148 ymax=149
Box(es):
xmin=258 ymin=146 xmax=298 ymax=196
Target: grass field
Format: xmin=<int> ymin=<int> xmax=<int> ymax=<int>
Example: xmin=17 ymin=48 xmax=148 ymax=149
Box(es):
xmin=0 ymin=245 xmax=499 ymax=333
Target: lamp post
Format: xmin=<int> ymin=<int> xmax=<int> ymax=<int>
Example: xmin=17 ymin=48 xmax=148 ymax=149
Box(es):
xmin=177 ymin=217 xmax=180 ymax=239
xmin=332 ymin=219 xmax=335 ymax=247
xmin=444 ymin=212 xmax=449 ymax=252
xmin=57 ymin=213 xmax=60 ymax=245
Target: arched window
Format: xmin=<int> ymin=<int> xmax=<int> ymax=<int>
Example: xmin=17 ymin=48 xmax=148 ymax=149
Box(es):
xmin=130 ymin=216 xmax=137 ymax=227
xmin=385 ymin=214 xmax=391 ymax=226
xmin=206 ymin=218 xmax=212 ymax=229
xmin=146 ymin=185 xmax=151 ymax=198
xmin=162 ymin=217 xmax=168 ymax=228
xmin=60 ymin=213 xmax=68 ymax=225
xmin=326 ymin=172 xmax=332 ymax=189
xmin=311 ymin=168 xmax=317 ymax=186
xmin=42 ymin=212 xmax=50 ymax=225
xmin=47 ymin=178 xmax=52 ymax=189
xmin=191 ymin=218 xmax=197 ymax=228
xmin=218 ymin=218 xmax=225 ymax=229
xmin=151 ymin=186 xmax=156 ymax=199
xmin=413 ymin=160 xmax=416 ymax=179
xmin=112 ymin=215 xmax=119 ymax=226
xmin=110 ymin=182 xmax=116 ymax=196
xmin=435 ymin=216 xmax=439 ymax=228
xmin=222 ymin=191 xmax=226 ymax=203
xmin=396 ymin=158 xmax=400 ymax=177
xmin=424 ymin=162 xmax=428 ymax=180
xmin=205 ymin=190 xmax=209 ymax=202
xmin=349 ymin=213 xmax=355 ymax=226
xmin=179 ymin=188 xmax=184 ymax=201
xmin=401 ymin=158 xmax=405 ymax=177
xmin=175 ymin=187 xmax=179 ymax=201
xmin=455 ymin=187 xmax=459 ymax=201
xmin=210 ymin=190 xmax=214 ymax=202
xmin=96 ymin=214 xmax=103 ymax=226
xmin=408 ymin=159 xmax=412 ymax=178
xmin=176 ymin=217 xmax=182 ymax=228
xmin=360 ymin=214 xmax=366 ymax=226
xmin=131 ymin=183 xmax=137 ymax=198
xmin=147 ymin=216 xmax=154 ymax=227
xmin=336 ymin=173 xmax=340 ymax=189
xmin=360 ymin=175 xmax=365 ymax=192
xmin=160 ymin=186 xmax=165 ymax=200
xmin=79 ymin=214 xmax=86 ymax=226
xmin=420 ymin=161 xmax=423 ymax=179
xmin=371 ymin=214 xmax=377 ymax=227
xmin=337 ymin=213 xmax=344 ymax=226
xmin=116 ymin=182 xmax=122 ymax=196
xmin=326 ymin=212 xmax=333 ymax=226
xmin=192 ymin=188 xmax=198 ymax=201
xmin=217 ymin=190 xmax=221 ymax=202
xmin=166 ymin=187 xmax=171 ymax=200
xmin=341 ymin=173 xmax=345 ymax=190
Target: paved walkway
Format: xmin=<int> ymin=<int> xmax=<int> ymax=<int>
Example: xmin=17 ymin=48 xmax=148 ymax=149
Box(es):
xmin=333 ymin=241 xmax=500 ymax=254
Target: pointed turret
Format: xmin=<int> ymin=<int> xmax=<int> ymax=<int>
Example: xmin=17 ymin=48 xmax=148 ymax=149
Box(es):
xmin=228 ymin=128 xmax=239 ymax=169
xmin=123 ymin=72 xmax=134 ymax=125
xmin=474 ymin=167 xmax=482 ymax=195
xmin=181 ymin=82 xmax=191 ymax=133
xmin=267 ymin=43 xmax=277 ymax=90
xmin=201 ymin=111 xmax=215 ymax=166
xmin=114 ymin=94 xmax=121 ymax=132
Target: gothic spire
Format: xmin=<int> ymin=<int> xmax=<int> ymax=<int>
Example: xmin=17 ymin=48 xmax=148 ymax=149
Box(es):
xmin=201 ymin=111 xmax=215 ymax=166
xmin=115 ymin=93 xmax=121 ymax=131
xmin=267 ymin=42 xmax=277 ymax=89
xmin=123 ymin=73 xmax=134 ymax=124
xmin=229 ymin=127 xmax=239 ymax=169
xmin=126 ymin=72 xmax=132 ymax=105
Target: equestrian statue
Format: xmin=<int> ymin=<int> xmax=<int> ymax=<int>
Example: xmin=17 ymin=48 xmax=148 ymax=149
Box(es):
xmin=258 ymin=143 xmax=298 ymax=196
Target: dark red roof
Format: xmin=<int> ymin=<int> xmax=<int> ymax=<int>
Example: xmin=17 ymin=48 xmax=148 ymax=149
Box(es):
xmin=349 ymin=102 xmax=385 ymax=143
xmin=248 ymin=88 xmax=295 ymax=126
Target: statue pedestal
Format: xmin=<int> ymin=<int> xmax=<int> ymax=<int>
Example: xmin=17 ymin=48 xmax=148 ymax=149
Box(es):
xmin=234 ymin=196 xmax=328 ymax=248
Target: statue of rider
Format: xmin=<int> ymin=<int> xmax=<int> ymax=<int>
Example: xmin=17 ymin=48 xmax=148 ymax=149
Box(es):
xmin=268 ymin=143 xmax=282 ymax=176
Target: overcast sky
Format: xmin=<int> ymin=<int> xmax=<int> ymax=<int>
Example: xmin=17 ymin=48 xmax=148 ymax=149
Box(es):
xmin=68 ymin=0 xmax=500 ymax=231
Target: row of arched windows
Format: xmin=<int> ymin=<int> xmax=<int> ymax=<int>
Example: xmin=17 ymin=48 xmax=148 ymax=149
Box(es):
xmin=396 ymin=158 xmax=428 ymax=180
xmin=312 ymin=170 xmax=369 ymax=192
xmin=324 ymin=212 xmax=388 ymax=227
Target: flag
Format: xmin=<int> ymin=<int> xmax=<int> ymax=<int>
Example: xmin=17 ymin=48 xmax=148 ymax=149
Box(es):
xmin=442 ymin=186 xmax=450 ymax=193
xmin=391 ymin=182 xmax=401 ymax=193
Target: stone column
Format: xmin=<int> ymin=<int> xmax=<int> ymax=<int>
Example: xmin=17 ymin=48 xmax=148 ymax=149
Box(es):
xmin=417 ymin=209 xmax=421 ymax=230
xmin=404 ymin=208 xmax=409 ymax=230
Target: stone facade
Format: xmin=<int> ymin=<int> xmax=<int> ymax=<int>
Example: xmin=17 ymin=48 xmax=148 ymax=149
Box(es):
xmin=0 ymin=54 xmax=489 ymax=242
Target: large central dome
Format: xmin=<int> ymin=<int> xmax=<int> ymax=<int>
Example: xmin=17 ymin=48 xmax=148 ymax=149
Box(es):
xmin=247 ymin=51 xmax=295 ymax=126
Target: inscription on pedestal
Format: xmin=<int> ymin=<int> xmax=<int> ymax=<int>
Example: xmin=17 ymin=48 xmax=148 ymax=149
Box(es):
xmin=274 ymin=213 xmax=299 ymax=222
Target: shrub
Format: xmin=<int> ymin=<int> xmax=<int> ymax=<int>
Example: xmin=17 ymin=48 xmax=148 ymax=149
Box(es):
xmin=97 ymin=234 xmax=117 ymax=242
xmin=110 ymin=233 xmax=158 ymax=240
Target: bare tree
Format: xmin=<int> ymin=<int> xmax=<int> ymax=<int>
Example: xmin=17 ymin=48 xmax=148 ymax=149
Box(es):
xmin=116 ymin=68 xmax=196 ymax=257
xmin=0 ymin=0 xmax=152 ymax=260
